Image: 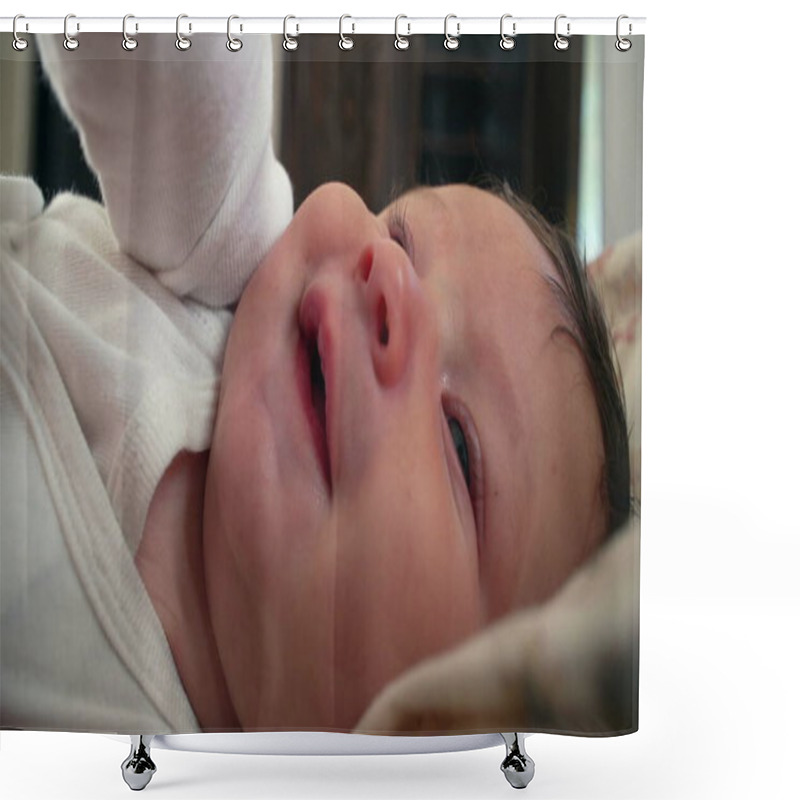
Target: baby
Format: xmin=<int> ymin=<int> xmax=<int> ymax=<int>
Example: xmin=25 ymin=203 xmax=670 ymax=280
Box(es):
xmin=0 ymin=35 xmax=628 ymax=734
xmin=191 ymin=180 xmax=630 ymax=731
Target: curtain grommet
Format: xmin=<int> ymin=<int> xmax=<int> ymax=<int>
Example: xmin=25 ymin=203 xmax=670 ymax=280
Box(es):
xmin=175 ymin=13 xmax=192 ymax=51
xmin=283 ymin=15 xmax=299 ymax=51
xmin=615 ymin=15 xmax=632 ymax=52
xmin=500 ymin=14 xmax=516 ymax=51
xmin=12 ymin=15 xmax=29 ymax=51
xmin=227 ymin=15 xmax=243 ymax=52
xmin=554 ymin=14 xmax=570 ymax=51
xmin=394 ymin=14 xmax=410 ymax=51
xmin=444 ymin=14 xmax=460 ymax=51
xmin=122 ymin=14 xmax=138 ymax=51
xmin=63 ymin=13 xmax=79 ymax=51
xmin=339 ymin=14 xmax=355 ymax=51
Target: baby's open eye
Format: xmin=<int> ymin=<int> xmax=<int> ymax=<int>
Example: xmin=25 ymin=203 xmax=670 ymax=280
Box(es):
xmin=447 ymin=416 xmax=471 ymax=489
xmin=443 ymin=398 xmax=484 ymax=547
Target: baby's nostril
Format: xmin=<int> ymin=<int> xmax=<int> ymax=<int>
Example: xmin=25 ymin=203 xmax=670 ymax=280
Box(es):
xmin=358 ymin=249 xmax=374 ymax=283
xmin=377 ymin=297 xmax=389 ymax=346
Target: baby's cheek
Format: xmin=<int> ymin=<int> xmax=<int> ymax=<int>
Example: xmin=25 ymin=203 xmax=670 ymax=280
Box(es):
xmin=332 ymin=487 xmax=483 ymax=711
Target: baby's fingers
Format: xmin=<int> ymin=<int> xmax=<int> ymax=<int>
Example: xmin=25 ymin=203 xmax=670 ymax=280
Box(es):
xmin=353 ymin=636 xmax=527 ymax=734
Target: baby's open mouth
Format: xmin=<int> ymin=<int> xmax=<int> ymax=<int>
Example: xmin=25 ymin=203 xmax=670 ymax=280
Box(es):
xmin=309 ymin=336 xmax=327 ymax=445
xmin=303 ymin=328 xmax=331 ymax=489
xmin=298 ymin=286 xmax=333 ymax=491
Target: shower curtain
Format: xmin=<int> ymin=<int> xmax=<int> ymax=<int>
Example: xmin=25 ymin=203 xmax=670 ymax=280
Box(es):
xmin=1 ymin=20 xmax=643 ymax=740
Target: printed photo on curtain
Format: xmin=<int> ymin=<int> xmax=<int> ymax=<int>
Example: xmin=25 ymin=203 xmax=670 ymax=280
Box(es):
xmin=1 ymin=26 xmax=643 ymax=742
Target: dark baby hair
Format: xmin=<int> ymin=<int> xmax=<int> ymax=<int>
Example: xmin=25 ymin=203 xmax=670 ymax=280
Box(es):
xmin=484 ymin=178 xmax=632 ymax=537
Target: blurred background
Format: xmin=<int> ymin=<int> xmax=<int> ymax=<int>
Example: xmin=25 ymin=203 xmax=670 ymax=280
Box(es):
xmin=1 ymin=33 xmax=642 ymax=262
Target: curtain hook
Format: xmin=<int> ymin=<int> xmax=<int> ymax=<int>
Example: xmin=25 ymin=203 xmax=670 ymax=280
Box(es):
xmin=554 ymin=14 xmax=570 ymax=51
xmin=444 ymin=14 xmax=460 ymax=51
xmin=616 ymin=15 xmax=632 ymax=52
xmin=176 ymin=13 xmax=192 ymax=51
xmin=339 ymin=14 xmax=355 ymax=50
xmin=12 ymin=15 xmax=29 ymax=51
xmin=283 ymin=15 xmax=299 ymax=51
xmin=394 ymin=14 xmax=410 ymax=50
xmin=500 ymin=14 xmax=516 ymax=50
xmin=227 ymin=14 xmax=243 ymax=51
xmin=122 ymin=14 xmax=138 ymax=51
xmin=63 ymin=13 xmax=79 ymax=51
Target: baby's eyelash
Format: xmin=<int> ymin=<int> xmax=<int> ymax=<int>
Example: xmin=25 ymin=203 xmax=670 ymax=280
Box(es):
xmin=387 ymin=203 xmax=414 ymax=260
xmin=442 ymin=395 xmax=485 ymax=555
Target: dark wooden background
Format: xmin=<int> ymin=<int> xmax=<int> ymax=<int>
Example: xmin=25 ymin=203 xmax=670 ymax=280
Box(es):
xmin=279 ymin=35 xmax=584 ymax=227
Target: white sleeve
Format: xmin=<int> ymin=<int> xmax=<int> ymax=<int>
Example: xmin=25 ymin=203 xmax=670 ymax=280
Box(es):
xmin=36 ymin=33 xmax=293 ymax=307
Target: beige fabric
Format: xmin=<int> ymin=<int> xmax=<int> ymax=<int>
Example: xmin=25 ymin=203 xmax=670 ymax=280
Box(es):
xmin=1 ymin=35 xmax=292 ymax=733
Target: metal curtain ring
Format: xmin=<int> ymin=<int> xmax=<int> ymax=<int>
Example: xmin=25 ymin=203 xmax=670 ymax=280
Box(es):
xmin=394 ymin=14 xmax=410 ymax=50
xmin=12 ymin=15 xmax=29 ymax=51
xmin=227 ymin=15 xmax=243 ymax=51
xmin=616 ymin=14 xmax=632 ymax=51
xmin=553 ymin=14 xmax=570 ymax=51
xmin=122 ymin=14 xmax=138 ymax=51
xmin=283 ymin=15 xmax=299 ymax=51
xmin=63 ymin=13 xmax=79 ymax=51
xmin=176 ymin=14 xmax=192 ymax=51
xmin=444 ymin=14 xmax=460 ymax=51
xmin=339 ymin=15 xmax=355 ymax=50
xmin=500 ymin=14 xmax=516 ymax=50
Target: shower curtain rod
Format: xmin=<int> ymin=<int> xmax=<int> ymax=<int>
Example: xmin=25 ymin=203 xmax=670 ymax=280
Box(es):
xmin=1 ymin=15 xmax=645 ymax=37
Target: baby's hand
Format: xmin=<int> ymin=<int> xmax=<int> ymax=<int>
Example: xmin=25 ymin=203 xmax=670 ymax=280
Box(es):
xmin=353 ymin=520 xmax=640 ymax=735
xmin=353 ymin=608 xmax=533 ymax=734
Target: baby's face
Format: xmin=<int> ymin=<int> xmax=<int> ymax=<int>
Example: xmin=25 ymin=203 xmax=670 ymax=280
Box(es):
xmin=203 ymin=182 xmax=606 ymax=731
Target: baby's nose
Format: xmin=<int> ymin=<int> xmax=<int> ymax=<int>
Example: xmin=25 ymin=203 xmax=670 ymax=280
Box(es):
xmin=357 ymin=240 xmax=415 ymax=388
xmin=298 ymin=182 xmax=377 ymax=263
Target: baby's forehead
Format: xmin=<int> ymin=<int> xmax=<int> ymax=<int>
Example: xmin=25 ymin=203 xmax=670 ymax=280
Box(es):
xmin=386 ymin=184 xmax=555 ymax=269
xmin=388 ymin=183 xmax=513 ymax=217
xmin=403 ymin=185 xmax=577 ymax=343
xmin=382 ymin=185 xmax=572 ymax=344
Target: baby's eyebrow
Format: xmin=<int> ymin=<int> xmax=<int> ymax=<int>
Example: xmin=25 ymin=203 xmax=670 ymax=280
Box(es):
xmin=384 ymin=183 xmax=422 ymax=210
xmin=412 ymin=186 xmax=448 ymax=212
xmin=381 ymin=189 xmax=447 ymax=280
xmin=389 ymin=185 xmax=445 ymax=213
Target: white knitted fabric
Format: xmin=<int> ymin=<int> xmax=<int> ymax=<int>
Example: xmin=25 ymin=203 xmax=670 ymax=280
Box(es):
xmin=0 ymin=34 xmax=293 ymax=732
